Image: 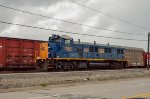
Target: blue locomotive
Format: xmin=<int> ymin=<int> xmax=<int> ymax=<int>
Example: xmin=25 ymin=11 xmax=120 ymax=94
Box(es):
xmin=39 ymin=34 xmax=127 ymax=70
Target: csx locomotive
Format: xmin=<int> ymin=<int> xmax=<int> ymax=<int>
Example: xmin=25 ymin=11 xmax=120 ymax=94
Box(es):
xmin=36 ymin=34 xmax=133 ymax=71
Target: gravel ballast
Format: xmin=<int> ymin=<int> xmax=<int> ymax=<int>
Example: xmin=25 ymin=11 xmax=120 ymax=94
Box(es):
xmin=0 ymin=69 xmax=150 ymax=89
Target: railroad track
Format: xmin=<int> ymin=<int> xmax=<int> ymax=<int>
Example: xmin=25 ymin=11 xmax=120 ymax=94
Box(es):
xmin=0 ymin=67 xmax=146 ymax=74
xmin=0 ymin=70 xmax=44 ymax=74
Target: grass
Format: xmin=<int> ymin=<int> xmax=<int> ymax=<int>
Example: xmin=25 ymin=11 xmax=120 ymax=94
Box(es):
xmin=40 ymin=83 xmax=48 ymax=87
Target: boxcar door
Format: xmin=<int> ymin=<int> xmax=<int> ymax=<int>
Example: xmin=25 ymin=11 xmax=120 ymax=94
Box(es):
xmin=0 ymin=39 xmax=3 ymax=67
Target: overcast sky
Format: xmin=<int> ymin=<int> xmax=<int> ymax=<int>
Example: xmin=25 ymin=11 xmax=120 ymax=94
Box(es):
xmin=0 ymin=0 xmax=149 ymax=50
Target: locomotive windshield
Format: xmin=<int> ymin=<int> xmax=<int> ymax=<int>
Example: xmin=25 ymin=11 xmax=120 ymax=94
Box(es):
xmin=60 ymin=35 xmax=73 ymax=45
xmin=49 ymin=37 xmax=60 ymax=43
xmin=65 ymin=39 xmax=71 ymax=45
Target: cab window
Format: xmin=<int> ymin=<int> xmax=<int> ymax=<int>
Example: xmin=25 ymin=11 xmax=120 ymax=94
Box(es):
xmin=55 ymin=39 xmax=60 ymax=43
xmin=95 ymin=47 xmax=98 ymax=52
xmin=105 ymin=48 xmax=111 ymax=53
xmin=117 ymin=49 xmax=121 ymax=54
xmin=121 ymin=49 xmax=124 ymax=54
xmin=50 ymin=38 xmax=60 ymax=43
xmin=90 ymin=47 xmax=94 ymax=52
xmin=117 ymin=49 xmax=124 ymax=54
xmin=65 ymin=39 xmax=71 ymax=45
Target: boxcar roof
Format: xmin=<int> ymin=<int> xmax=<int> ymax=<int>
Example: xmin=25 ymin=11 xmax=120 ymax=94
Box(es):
xmin=0 ymin=36 xmax=47 ymax=42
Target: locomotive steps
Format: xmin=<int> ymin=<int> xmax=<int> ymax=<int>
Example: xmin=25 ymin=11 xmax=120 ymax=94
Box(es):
xmin=0 ymin=69 xmax=150 ymax=91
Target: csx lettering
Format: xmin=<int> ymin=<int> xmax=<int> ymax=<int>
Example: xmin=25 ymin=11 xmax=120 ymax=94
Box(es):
xmin=98 ymin=48 xmax=104 ymax=53
xmin=65 ymin=47 xmax=72 ymax=52
xmin=84 ymin=48 xmax=89 ymax=52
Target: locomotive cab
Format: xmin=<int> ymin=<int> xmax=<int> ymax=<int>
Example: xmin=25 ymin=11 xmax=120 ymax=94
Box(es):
xmin=48 ymin=34 xmax=73 ymax=58
xmin=36 ymin=34 xmax=74 ymax=71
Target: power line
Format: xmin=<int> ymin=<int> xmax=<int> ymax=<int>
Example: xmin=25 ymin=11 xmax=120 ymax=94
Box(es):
xmin=0 ymin=20 xmax=147 ymax=42
xmin=69 ymin=0 xmax=150 ymax=31
xmin=0 ymin=4 xmax=147 ymax=36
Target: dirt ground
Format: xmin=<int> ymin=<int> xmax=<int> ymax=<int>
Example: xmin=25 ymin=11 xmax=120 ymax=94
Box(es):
xmin=0 ymin=69 xmax=150 ymax=90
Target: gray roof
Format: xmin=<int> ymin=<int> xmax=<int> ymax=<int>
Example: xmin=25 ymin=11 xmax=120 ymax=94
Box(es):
xmin=74 ymin=41 xmax=144 ymax=51
xmin=60 ymin=35 xmax=73 ymax=40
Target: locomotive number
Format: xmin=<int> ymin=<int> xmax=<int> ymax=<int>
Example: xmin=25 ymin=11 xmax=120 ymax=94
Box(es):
xmin=84 ymin=48 xmax=89 ymax=52
xmin=98 ymin=48 xmax=104 ymax=53
xmin=65 ymin=47 xmax=72 ymax=52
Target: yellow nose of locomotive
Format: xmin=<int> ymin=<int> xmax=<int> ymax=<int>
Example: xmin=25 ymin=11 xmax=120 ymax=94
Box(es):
xmin=39 ymin=42 xmax=48 ymax=59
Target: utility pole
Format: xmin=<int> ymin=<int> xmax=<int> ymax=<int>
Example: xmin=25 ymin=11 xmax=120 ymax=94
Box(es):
xmin=147 ymin=32 xmax=150 ymax=70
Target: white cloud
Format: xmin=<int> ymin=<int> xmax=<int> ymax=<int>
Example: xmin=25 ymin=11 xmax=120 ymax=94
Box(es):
xmin=37 ymin=19 xmax=59 ymax=30
xmin=0 ymin=0 xmax=149 ymax=50
xmin=82 ymin=15 xmax=100 ymax=32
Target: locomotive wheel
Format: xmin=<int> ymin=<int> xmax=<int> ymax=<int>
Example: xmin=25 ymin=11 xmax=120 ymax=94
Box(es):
xmin=72 ymin=62 xmax=78 ymax=70
xmin=110 ymin=62 xmax=122 ymax=69
xmin=117 ymin=63 xmax=121 ymax=69
xmin=55 ymin=62 xmax=64 ymax=71
xmin=116 ymin=63 xmax=123 ymax=69
xmin=36 ymin=60 xmax=43 ymax=70
xmin=120 ymin=63 xmax=124 ymax=69
xmin=110 ymin=62 xmax=115 ymax=69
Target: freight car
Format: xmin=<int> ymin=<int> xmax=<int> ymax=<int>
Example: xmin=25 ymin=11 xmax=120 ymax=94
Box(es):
xmin=36 ymin=34 xmax=128 ymax=71
xmin=0 ymin=37 xmax=45 ymax=70
xmin=124 ymin=47 xmax=145 ymax=67
xmin=144 ymin=53 xmax=150 ymax=66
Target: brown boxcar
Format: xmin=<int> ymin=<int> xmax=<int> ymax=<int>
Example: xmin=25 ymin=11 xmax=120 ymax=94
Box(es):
xmin=124 ymin=47 xmax=144 ymax=67
xmin=0 ymin=37 xmax=45 ymax=70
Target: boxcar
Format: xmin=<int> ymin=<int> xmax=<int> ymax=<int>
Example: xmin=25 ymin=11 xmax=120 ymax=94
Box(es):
xmin=0 ymin=37 xmax=45 ymax=70
xmin=124 ymin=47 xmax=144 ymax=67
